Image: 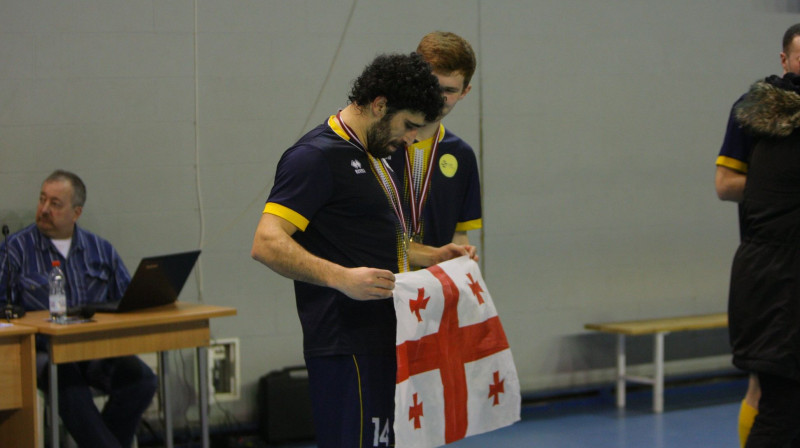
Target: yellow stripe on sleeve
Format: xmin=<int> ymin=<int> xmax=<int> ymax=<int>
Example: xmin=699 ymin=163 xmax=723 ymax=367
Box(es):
xmin=455 ymin=218 xmax=482 ymax=232
xmin=716 ymin=155 xmax=748 ymax=174
xmin=263 ymin=202 xmax=310 ymax=231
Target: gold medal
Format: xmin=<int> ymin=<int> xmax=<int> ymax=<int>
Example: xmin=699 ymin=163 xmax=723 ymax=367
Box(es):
xmin=335 ymin=111 xmax=410 ymax=271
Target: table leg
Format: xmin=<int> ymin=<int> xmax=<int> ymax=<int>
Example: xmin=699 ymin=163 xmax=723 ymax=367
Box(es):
xmin=197 ymin=346 xmax=210 ymax=448
xmin=160 ymin=351 xmax=173 ymax=448
xmin=653 ymin=332 xmax=666 ymax=413
xmin=47 ymin=348 xmax=59 ymax=448
xmin=616 ymin=334 xmax=626 ymax=409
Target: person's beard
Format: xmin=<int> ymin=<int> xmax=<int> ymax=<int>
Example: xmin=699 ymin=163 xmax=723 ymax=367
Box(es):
xmin=365 ymin=113 xmax=406 ymax=159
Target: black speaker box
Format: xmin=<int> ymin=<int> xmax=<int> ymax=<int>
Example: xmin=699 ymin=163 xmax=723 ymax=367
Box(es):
xmin=257 ymin=365 xmax=316 ymax=443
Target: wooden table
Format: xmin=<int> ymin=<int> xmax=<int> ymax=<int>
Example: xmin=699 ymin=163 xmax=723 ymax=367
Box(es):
xmin=15 ymin=302 xmax=236 ymax=448
xmin=0 ymin=323 xmax=38 ymax=448
xmin=585 ymin=312 xmax=728 ymax=413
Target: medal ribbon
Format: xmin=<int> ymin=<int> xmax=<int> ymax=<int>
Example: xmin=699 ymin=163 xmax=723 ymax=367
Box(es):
xmin=335 ymin=112 xmax=410 ymax=249
xmin=404 ymin=125 xmax=441 ymax=237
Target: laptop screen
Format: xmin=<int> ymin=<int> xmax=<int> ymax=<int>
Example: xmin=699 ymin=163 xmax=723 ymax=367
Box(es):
xmin=114 ymin=250 xmax=201 ymax=312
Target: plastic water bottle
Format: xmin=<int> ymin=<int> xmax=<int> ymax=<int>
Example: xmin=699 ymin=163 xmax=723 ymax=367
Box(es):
xmin=48 ymin=260 xmax=67 ymax=323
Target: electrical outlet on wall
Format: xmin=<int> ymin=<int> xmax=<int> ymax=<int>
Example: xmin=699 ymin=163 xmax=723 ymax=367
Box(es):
xmin=208 ymin=338 xmax=240 ymax=402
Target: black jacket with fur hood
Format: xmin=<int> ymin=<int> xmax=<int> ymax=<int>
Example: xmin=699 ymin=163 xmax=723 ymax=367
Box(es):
xmin=736 ymin=73 xmax=800 ymax=137
xmin=728 ymin=73 xmax=800 ymax=380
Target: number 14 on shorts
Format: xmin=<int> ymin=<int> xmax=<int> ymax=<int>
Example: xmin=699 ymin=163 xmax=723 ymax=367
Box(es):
xmin=371 ymin=417 xmax=391 ymax=446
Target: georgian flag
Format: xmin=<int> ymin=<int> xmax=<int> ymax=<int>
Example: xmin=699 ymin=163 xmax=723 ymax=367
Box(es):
xmin=393 ymin=256 xmax=521 ymax=448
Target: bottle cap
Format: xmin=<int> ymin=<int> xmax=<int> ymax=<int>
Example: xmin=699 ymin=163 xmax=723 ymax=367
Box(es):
xmin=52 ymin=260 xmax=61 ymax=267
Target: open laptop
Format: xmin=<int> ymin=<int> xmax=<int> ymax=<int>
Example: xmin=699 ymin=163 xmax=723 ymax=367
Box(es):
xmin=93 ymin=250 xmax=201 ymax=313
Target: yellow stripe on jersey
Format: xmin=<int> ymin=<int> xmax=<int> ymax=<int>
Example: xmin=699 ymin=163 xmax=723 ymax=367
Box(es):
xmin=328 ymin=115 xmax=350 ymax=141
xmin=455 ymin=218 xmax=482 ymax=232
xmin=351 ymin=355 xmax=365 ymax=448
xmin=716 ymin=155 xmax=748 ymax=174
xmin=407 ymin=123 xmax=446 ymax=167
xmin=263 ymin=202 xmax=310 ymax=231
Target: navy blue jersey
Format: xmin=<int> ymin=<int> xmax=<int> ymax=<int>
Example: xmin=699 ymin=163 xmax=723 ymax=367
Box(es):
xmin=388 ymin=125 xmax=482 ymax=247
xmin=716 ymin=94 xmax=754 ymax=174
xmin=264 ymin=116 xmax=401 ymax=357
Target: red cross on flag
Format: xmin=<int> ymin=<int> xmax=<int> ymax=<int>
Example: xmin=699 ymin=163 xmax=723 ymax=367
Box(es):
xmin=393 ymin=256 xmax=521 ymax=448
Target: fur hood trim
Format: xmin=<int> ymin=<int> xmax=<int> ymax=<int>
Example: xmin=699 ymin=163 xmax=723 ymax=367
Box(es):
xmin=736 ymin=78 xmax=800 ymax=137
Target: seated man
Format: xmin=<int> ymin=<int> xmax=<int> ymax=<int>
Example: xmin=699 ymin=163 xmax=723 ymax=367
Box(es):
xmin=0 ymin=170 xmax=157 ymax=447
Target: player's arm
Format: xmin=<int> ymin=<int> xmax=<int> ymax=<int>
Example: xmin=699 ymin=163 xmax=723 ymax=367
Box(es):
xmin=715 ymin=165 xmax=746 ymax=203
xmin=407 ymin=240 xmax=478 ymax=268
xmin=451 ymin=231 xmax=480 ymax=263
xmin=452 ymin=231 xmax=469 ymax=246
xmin=251 ymin=213 xmax=395 ymax=300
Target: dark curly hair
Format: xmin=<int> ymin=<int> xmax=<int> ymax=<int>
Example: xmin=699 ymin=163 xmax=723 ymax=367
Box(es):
xmin=348 ymin=53 xmax=443 ymax=122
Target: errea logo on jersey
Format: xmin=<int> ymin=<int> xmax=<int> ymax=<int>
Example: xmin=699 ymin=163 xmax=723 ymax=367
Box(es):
xmin=351 ymin=159 xmax=366 ymax=174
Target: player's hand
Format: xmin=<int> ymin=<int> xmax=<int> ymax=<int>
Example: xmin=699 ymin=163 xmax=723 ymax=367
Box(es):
xmin=436 ymin=243 xmax=479 ymax=264
xmin=337 ymin=267 xmax=396 ymax=300
xmin=461 ymin=244 xmax=479 ymax=262
xmin=409 ymin=242 xmax=479 ymax=267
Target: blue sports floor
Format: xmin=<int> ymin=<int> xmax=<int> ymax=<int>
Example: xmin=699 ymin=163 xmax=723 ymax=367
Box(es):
xmin=449 ymin=402 xmax=740 ymax=448
xmin=447 ymin=378 xmax=743 ymax=448
xmin=264 ymin=374 xmax=745 ymax=448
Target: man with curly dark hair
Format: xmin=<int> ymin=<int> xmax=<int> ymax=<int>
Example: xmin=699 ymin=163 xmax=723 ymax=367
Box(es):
xmin=252 ymin=53 xmax=475 ymax=447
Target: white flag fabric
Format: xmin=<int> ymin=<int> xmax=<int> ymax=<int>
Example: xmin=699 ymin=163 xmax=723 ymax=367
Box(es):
xmin=393 ymin=256 xmax=521 ymax=448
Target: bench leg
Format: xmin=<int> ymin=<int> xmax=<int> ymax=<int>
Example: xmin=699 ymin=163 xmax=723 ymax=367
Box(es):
xmin=653 ymin=332 xmax=666 ymax=413
xmin=616 ymin=334 xmax=626 ymax=409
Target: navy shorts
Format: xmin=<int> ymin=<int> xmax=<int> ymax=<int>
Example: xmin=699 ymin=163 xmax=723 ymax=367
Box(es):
xmin=305 ymin=354 xmax=396 ymax=448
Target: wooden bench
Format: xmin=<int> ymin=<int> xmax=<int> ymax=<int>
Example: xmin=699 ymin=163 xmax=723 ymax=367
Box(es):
xmin=584 ymin=312 xmax=728 ymax=413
